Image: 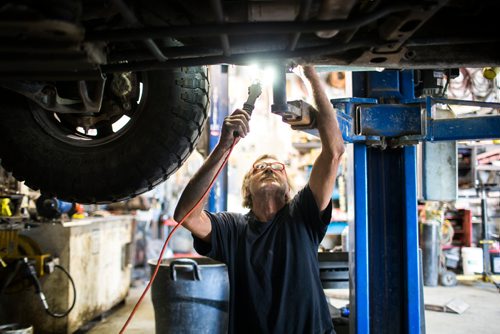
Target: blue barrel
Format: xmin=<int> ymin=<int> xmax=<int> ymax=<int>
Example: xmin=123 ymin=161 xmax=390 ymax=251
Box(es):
xmin=148 ymin=257 xmax=229 ymax=334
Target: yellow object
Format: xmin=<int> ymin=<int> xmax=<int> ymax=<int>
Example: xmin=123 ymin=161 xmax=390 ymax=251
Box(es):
xmin=17 ymin=235 xmax=50 ymax=276
xmin=71 ymin=213 xmax=85 ymax=219
xmin=0 ymin=229 xmax=50 ymax=276
xmin=1 ymin=198 xmax=12 ymax=216
xmin=482 ymin=67 xmax=500 ymax=80
xmin=457 ymin=274 xmax=500 ymax=282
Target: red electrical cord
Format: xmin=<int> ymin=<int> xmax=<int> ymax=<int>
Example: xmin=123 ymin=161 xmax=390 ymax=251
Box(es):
xmin=119 ymin=137 xmax=238 ymax=334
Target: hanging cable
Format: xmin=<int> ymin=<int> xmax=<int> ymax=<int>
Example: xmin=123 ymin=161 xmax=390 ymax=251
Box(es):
xmin=21 ymin=258 xmax=77 ymax=318
xmin=44 ymin=264 xmax=77 ymax=318
xmin=119 ymin=136 xmax=239 ymax=334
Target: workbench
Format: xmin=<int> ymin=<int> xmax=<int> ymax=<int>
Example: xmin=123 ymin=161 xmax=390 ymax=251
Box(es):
xmin=0 ymin=215 xmax=133 ymax=334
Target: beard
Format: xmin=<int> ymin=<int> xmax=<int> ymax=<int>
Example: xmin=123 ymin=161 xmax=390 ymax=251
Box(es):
xmin=251 ymin=176 xmax=288 ymax=200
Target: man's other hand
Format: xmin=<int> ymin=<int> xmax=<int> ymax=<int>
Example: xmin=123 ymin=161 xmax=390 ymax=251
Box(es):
xmin=219 ymin=109 xmax=251 ymax=149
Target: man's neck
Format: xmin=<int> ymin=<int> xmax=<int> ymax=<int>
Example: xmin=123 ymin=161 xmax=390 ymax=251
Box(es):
xmin=251 ymin=192 xmax=286 ymax=222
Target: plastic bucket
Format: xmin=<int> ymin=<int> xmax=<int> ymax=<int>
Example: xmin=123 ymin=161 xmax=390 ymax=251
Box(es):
xmin=490 ymin=250 xmax=500 ymax=274
xmin=148 ymin=257 xmax=229 ymax=334
xmin=461 ymin=247 xmax=483 ymax=275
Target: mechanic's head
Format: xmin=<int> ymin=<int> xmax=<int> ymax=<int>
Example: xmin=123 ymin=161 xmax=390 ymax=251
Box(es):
xmin=241 ymin=154 xmax=293 ymax=209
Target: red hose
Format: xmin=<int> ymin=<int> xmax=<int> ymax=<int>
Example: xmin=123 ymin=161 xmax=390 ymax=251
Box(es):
xmin=119 ymin=137 xmax=238 ymax=333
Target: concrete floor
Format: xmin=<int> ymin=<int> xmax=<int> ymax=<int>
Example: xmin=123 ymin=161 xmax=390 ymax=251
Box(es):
xmin=424 ymin=280 xmax=500 ymax=334
xmin=84 ymin=280 xmax=155 ymax=334
xmin=83 ymin=280 xmax=500 ymax=334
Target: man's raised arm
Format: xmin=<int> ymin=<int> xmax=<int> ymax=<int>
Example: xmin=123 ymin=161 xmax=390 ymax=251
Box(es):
xmin=303 ymin=66 xmax=345 ymax=211
xmin=174 ymin=109 xmax=251 ymax=242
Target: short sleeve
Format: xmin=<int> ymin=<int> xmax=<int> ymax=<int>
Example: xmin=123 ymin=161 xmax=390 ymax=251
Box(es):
xmin=290 ymin=185 xmax=333 ymax=241
xmin=192 ymin=211 xmax=241 ymax=264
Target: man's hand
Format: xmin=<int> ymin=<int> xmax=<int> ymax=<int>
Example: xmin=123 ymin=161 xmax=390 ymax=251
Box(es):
xmin=219 ymin=109 xmax=251 ymax=150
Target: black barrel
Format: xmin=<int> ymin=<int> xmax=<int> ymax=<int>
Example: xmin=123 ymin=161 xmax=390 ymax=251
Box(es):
xmin=421 ymin=222 xmax=439 ymax=286
xmin=148 ymin=257 xmax=229 ymax=334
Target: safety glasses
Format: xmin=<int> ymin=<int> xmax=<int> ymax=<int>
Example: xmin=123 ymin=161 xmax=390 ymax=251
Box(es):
xmin=252 ymin=161 xmax=286 ymax=172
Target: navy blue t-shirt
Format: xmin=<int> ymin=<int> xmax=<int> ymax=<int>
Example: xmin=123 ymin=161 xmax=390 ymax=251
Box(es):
xmin=193 ymin=185 xmax=335 ymax=334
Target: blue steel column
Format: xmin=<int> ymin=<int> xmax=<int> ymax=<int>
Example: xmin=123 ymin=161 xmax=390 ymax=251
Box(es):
xmin=351 ymin=70 xmax=422 ymax=333
xmin=208 ymin=65 xmax=229 ymax=212
xmin=404 ymin=145 xmax=421 ymax=334
xmin=367 ymin=147 xmax=407 ymax=333
xmin=352 ymin=143 xmax=370 ymax=334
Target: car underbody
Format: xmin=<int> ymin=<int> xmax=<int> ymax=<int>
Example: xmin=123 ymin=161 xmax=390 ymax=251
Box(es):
xmin=0 ymin=0 xmax=499 ymax=202
xmin=1 ymin=0 xmax=499 ymax=81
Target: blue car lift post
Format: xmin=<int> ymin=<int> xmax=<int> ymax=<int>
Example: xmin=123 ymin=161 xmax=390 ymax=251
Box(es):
xmin=334 ymin=69 xmax=500 ymax=334
xmin=345 ymin=70 xmax=423 ymax=334
xmin=291 ymin=67 xmax=500 ymax=333
xmin=208 ymin=65 xmax=500 ymax=333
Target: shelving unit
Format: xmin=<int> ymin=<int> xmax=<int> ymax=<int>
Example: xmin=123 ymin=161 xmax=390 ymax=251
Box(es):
xmin=457 ymin=146 xmax=476 ymax=189
xmin=444 ymin=209 xmax=473 ymax=247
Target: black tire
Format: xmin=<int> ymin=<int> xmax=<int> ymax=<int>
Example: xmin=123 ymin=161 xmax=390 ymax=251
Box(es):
xmin=0 ymin=67 xmax=209 ymax=203
xmin=439 ymin=271 xmax=457 ymax=287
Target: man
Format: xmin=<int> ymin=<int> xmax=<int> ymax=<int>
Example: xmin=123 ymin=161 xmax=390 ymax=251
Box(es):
xmin=174 ymin=66 xmax=345 ymax=334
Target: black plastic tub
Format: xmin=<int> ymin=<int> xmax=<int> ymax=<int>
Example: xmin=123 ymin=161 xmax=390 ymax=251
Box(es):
xmin=148 ymin=257 xmax=229 ymax=334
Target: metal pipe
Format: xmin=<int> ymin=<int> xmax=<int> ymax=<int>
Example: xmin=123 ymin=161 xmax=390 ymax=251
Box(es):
xmin=315 ymin=0 xmax=357 ymax=38
xmin=288 ymin=0 xmax=313 ymax=51
xmin=406 ymin=37 xmax=500 ymax=47
xmin=110 ymin=0 xmax=168 ymax=62
xmin=271 ymin=64 xmax=289 ymax=114
xmin=109 ymin=46 xmax=223 ymax=62
xmin=108 ymin=38 xmax=334 ymax=62
xmin=100 ymin=40 xmax=374 ymax=73
xmin=86 ymin=4 xmax=418 ymax=42
xmin=0 ymin=40 xmax=373 ymax=79
xmin=210 ymin=0 xmax=231 ymax=57
xmin=480 ymin=186 xmax=491 ymax=279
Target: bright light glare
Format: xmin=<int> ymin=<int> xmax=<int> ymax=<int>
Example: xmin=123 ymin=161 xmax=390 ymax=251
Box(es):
xmin=242 ymin=63 xmax=261 ymax=82
xmin=261 ymin=66 xmax=276 ymax=86
xmin=242 ymin=63 xmax=276 ymax=86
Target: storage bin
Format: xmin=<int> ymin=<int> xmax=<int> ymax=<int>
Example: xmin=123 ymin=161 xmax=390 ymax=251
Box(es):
xmin=490 ymin=250 xmax=500 ymax=274
xmin=149 ymin=257 xmax=229 ymax=334
xmin=461 ymin=247 xmax=483 ymax=275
